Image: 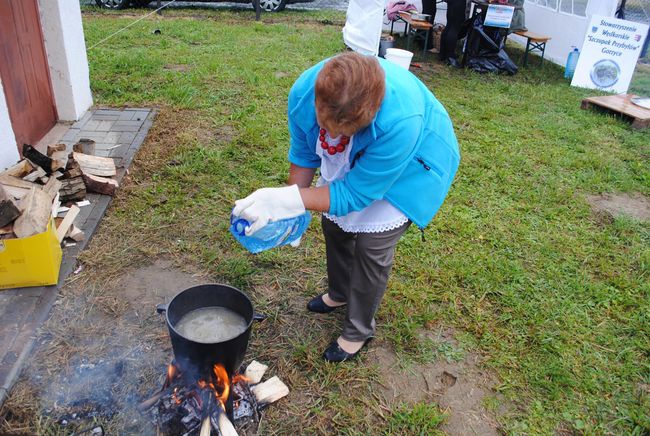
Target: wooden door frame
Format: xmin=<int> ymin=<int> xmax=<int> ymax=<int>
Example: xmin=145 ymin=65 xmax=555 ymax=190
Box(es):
xmin=0 ymin=0 xmax=58 ymax=154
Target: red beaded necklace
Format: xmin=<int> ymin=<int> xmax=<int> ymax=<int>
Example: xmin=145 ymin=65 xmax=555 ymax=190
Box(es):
xmin=319 ymin=128 xmax=350 ymax=156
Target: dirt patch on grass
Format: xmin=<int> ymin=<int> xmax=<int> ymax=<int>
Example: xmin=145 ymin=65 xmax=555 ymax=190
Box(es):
xmin=369 ymin=330 xmax=503 ymax=435
xmin=587 ymin=192 xmax=650 ymax=221
xmin=214 ymin=124 xmax=237 ymax=144
xmin=119 ymin=258 xmax=204 ymax=307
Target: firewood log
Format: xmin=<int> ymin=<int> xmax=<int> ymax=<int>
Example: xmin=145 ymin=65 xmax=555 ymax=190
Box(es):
xmin=22 ymin=165 xmax=47 ymax=183
xmin=244 ymin=361 xmax=268 ymax=384
xmin=72 ymin=152 xmax=116 ymax=177
xmin=215 ymin=407 xmax=238 ymax=436
xmin=0 ymin=160 xmax=33 ymax=178
xmin=56 ymin=205 xmax=80 ymax=243
xmin=66 ymin=224 xmax=85 ymax=242
xmin=50 ymin=150 xmax=69 ymax=170
xmin=82 ymin=173 xmax=119 ymax=196
xmin=42 ymin=177 xmax=62 ymax=202
xmin=59 ymin=160 xmax=86 ymax=203
xmin=14 ymin=187 xmax=51 ymax=238
xmin=0 ymin=175 xmax=38 ymax=200
xmin=47 ymin=143 xmax=66 ymax=157
xmin=0 ymin=186 xmax=21 ymax=228
xmin=73 ymin=138 xmax=96 ymax=155
xmin=251 ymin=376 xmax=289 ymax=405
xmin=22 ymin=144 xmax=64 ymax=174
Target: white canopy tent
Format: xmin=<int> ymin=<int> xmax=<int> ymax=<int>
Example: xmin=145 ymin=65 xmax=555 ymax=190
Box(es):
xmin=385 ymin=0 xmax=623 ymax=66
xmin=515 ymin=0 xmax=620 ymax=64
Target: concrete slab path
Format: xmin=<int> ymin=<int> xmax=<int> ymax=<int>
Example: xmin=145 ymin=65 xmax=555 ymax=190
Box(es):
xmin=0 ymin=108 xmax=155 ymax=406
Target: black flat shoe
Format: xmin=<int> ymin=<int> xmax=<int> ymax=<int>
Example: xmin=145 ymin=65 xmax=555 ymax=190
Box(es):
xmin=322 ymin=338 xmax=373 ymax=363
xmin=446 ymin=57 xmax=461 ymax=68
xmin=307 ymin=294 xmax=344 ymax=314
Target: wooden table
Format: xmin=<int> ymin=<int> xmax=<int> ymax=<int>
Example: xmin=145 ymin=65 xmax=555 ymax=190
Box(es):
xmin=391 ymin=11 xmax=433 ymax=56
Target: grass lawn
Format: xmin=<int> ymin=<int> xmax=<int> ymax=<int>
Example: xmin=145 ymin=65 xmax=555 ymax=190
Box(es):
xmin=2 ymin=7 xmax=649 ymax=435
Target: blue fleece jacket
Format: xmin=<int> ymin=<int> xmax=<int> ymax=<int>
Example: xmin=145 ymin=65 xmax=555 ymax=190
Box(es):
xmin=287 ymin=58 xmax=460 ymax=229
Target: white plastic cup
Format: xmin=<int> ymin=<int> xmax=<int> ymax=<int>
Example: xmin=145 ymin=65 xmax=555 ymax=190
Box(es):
xmin=384 ymin=48 xmax=414 ymax=70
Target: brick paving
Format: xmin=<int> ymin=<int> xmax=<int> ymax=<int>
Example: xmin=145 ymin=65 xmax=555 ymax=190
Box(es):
xmin=0 ymin=108 xmax=154 ymax=407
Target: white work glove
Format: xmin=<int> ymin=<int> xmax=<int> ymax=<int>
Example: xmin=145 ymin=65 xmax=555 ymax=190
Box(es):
xmin=233 ymin=185 xmax=305 ymax=236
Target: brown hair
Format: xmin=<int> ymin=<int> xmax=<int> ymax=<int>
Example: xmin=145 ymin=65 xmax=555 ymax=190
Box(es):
xmin=315 ymin=52 xmax=385 ymax=136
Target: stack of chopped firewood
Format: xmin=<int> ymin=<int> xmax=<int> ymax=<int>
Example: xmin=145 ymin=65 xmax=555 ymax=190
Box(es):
xmin=0 ymin=141 xmax=120 ymax=243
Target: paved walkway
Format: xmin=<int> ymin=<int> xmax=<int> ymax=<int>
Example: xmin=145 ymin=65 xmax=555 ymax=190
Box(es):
xmin=0 ymin=108 xmax=155 ymax=406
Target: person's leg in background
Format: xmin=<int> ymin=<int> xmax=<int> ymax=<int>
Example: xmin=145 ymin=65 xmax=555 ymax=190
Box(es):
xmin=439 ymin=0 xmax=467 ymax=66
xmin=422 ymin=0 xmax=437 ymax=50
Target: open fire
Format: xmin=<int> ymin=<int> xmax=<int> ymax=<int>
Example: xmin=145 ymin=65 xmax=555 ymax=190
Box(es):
xmin=139 ymin=360 xmax=287 ymax=435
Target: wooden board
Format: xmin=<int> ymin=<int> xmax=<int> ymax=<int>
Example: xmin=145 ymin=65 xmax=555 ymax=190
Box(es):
xmin=398 ymin=11 xmax=433 ymax=29
xmin=514 ymin=30 xmax=551 ymax=42
xmin=72 ymin=152 xmax=116 ymax=177
xmin=23 ymin=166 xmax=46 ymax=183
xmin=55 ymin=204 xmax=80 ymax=243
xmin=0 ymin=160 xmax=33 ymax=178
xmin=13 ymin=187 xmax=51 ymax=238
xmin=581 ymin=94 xmax=650 ymax=129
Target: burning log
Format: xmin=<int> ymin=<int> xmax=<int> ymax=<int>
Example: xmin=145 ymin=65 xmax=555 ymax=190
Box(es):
xmin=244 ymin=360 xmax=268 ymax=384
xmin=144 ymin=362 xmax=273 ymax=435
xmin=138 ymin=387 xmax=175 ymax=412
xmin=215 ymin=405 xmax=238 ymax=436
xmin=199 ymin=390 xmax=213 ymax=436
xmin=251 ymin=376 xmax=289 ymax=406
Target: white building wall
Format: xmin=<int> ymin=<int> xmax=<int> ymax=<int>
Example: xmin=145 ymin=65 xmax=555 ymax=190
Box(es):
xmin=38 ymin=0 xmax=92 ymax=121
xmin=0 ymin=78 xmax=19 ymax=171
xmin=515 ymin=0 xmax=619 ymax=65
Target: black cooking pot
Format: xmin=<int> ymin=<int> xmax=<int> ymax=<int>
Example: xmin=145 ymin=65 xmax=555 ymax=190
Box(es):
xmin=156 ymin=284 xmax=264 ymax=377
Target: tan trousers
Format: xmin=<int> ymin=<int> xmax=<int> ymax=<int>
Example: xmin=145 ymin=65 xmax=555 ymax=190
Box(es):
xmin=322 ymin=216 xmax=411 ymax=341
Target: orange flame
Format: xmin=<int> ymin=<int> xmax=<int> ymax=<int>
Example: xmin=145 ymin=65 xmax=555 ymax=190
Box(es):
xmin=195 ymin=364 xmax=231 ymax=406
xmin=213 ymin=364 xmax=230 ymax=404
xmin=164 ymin=362 xmax=180 ymax=388
xmin=232 ymin=374 xmax=249 ymax=384
xmin=172 ymin=387 xmax=181 ymax=404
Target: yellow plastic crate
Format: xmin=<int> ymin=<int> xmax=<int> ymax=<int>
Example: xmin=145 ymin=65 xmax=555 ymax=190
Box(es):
xmin=0 ymin=219 xmax=62 ymax=289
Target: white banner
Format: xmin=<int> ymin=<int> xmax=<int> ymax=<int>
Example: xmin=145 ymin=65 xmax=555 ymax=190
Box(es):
xmin=484 ymin=5 xmax=515 ymax=29
xmin=571 ymin=15 xmax=649 ymax=94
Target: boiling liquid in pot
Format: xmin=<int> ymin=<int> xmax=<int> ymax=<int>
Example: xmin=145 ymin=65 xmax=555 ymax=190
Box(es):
xmin=174 ymin=306 xmax=247 ymax=342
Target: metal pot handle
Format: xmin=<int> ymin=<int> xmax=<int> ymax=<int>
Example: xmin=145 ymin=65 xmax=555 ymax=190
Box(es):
xmin=156 ymin=303 xmax=168 ymax=314
xmin=253 ymin=312 xmax=267 ymax=321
